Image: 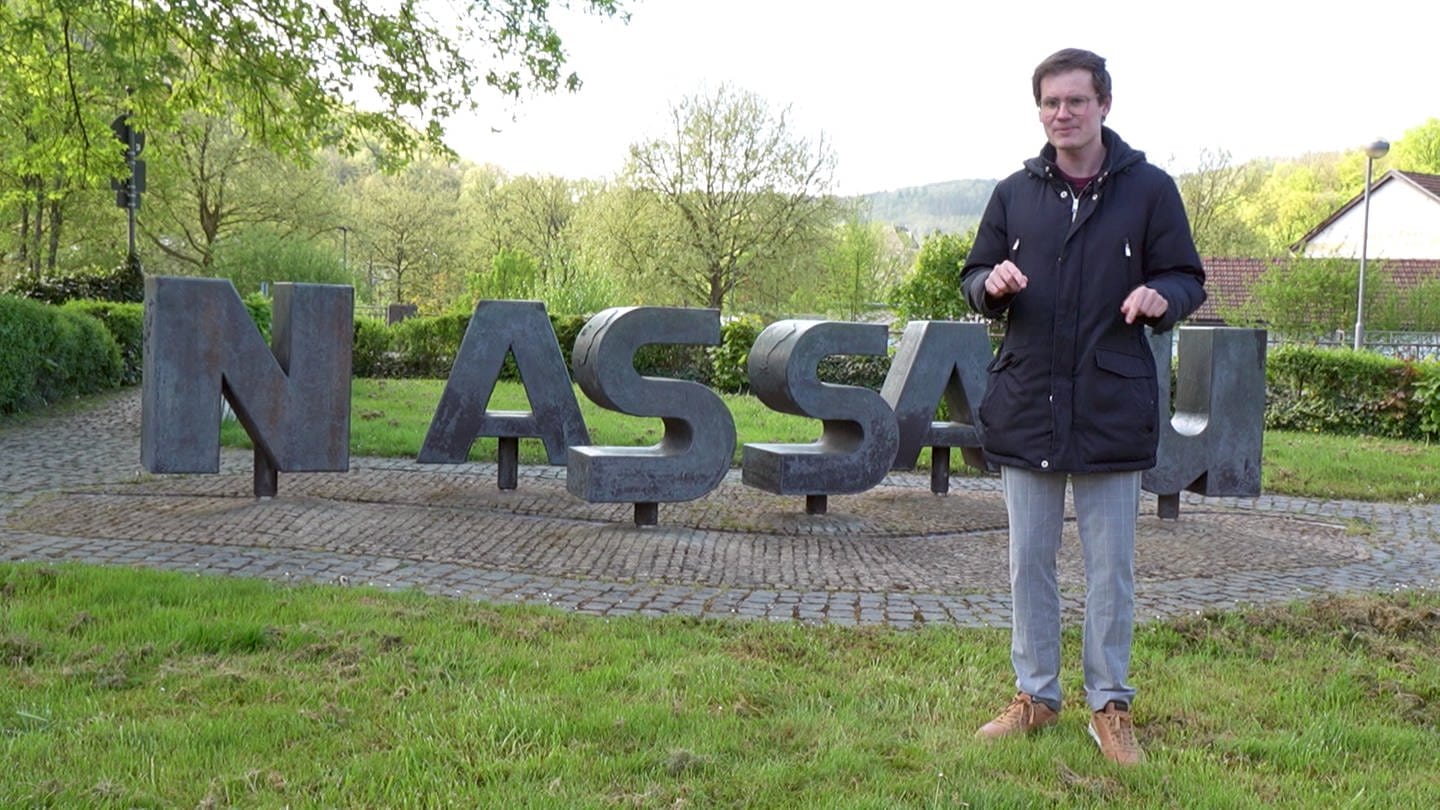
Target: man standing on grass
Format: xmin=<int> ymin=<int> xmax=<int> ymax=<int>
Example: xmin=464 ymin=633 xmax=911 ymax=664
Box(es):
xmin=961 ymin=47 xmax=1205 ymax=765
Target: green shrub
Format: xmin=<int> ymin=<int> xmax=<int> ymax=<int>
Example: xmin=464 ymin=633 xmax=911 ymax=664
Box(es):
xmin=387 ymin=313 xmax=469 ymax=378
xmin=0 ymin=295 xmax=122 ymax=413
xmin=709 ymin=315 xmax=765 ymax=394
xmin=4 ymin=256 xmax=144 ymax=304
xmin=889 ymin=230 xmax=974 ymax=323
xmin=1412 ymin=365 xmax=1440 ymax=440
xmin=62 ymin=300 xmax=144 ymax=385
xmin=210 ymin=228 xmax=348 ymax=296
xmin=550 ymin=314 xmax=589 ymax=365
xmin=352 ymin=317 xmax=393 ymax=378
xmin=242 ymin=293 xmax=272 ymax=343
xmin=1265 ymin=346 xmax=1422 ymax=438
xmin=818 ymin=353 xmax=891 ymax=391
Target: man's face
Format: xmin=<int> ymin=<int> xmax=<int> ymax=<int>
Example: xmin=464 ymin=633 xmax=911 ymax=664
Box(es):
xmin=1037 ymin=69 xmax=1110 ymax=155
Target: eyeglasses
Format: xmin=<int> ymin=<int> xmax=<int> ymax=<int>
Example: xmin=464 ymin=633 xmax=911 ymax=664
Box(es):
xmin=1039 ymin=95 xmax=1096 ymax=117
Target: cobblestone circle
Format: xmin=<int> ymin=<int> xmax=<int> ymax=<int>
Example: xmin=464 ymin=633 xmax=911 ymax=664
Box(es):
xmin=4 ymin=389 xmax=1438 ymax=628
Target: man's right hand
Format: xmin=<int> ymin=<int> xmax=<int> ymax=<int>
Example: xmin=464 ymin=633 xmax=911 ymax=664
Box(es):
xmin=985 ymin=260 xmax=1028 ymax=298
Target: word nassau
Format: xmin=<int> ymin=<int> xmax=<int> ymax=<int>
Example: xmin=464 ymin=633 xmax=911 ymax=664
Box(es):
xmin=141 ymin=278 xmax=1265 ymax=526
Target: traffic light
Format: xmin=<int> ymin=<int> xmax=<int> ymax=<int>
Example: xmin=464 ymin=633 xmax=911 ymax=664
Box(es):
xmin=110 ymin=114 xmax=145 ymax=209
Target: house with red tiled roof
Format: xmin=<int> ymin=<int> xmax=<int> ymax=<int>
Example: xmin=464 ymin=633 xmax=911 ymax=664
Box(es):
xmin=1191 ymin=256 xmax=1440 ymax=326
xmin=1189 ymin=257 xmax=1277 ymax=325
xmin=1188 ymin=170 xmax=1440 ymax=329
xmin=1291 ymin=170 xmax=1440 ymax=259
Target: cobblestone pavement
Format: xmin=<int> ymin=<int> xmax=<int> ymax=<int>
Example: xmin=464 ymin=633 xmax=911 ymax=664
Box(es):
xmin=4 ymin=389 xmax=1438 ymax=628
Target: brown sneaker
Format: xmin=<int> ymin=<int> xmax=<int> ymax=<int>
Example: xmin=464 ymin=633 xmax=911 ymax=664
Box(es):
xmin=975 ymin=693 xmax=1058 ymax=739
xmin=1088 ymin=701 xmax=1144 ymax=765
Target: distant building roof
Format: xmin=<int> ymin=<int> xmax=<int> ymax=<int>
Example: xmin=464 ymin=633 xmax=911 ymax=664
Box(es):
xmin=1188 ymin=257 xmax=1440 ymax=326
xmin=1190 ymin=257 xmax=1278 ymax=324
xmin=1291 ymin=170 xmax=1440 ymax=254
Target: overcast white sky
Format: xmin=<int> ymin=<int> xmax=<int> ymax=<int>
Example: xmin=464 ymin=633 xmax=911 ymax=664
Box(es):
xmin=444 ymin=0 xmax=1435 ymax=195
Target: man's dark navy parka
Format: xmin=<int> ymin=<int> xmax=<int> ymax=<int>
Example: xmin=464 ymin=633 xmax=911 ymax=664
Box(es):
xmin=961 ymin=127 xmax=1206 ymax=474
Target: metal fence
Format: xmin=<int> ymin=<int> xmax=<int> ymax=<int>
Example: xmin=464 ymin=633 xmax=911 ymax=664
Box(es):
xmin=1273 ymin=330 xmax=1440 ymax=361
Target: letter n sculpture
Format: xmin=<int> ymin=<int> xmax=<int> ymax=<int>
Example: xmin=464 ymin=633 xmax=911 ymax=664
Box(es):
xmin=141 ymin=277 xmax=353 ymax=497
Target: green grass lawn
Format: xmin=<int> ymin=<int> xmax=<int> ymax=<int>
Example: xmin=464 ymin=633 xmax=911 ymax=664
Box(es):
xmin=3 ymin=564 xmax=1438 ymax=807
xmin=8 ymin=386 xmax=1440 ymax=805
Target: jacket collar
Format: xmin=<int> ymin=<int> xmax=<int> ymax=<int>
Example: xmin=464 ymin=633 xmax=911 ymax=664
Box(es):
xmin=1024 ymin=127 xmax=1145 ymax=184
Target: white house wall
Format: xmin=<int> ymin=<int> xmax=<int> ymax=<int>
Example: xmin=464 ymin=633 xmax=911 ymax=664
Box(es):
xmin=1302 ymin=182 xmax=1440 ymax=259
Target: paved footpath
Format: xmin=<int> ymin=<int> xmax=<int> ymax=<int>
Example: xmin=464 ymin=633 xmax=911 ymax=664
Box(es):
xmin=4 ymin=389 xmax=1439 ymax=628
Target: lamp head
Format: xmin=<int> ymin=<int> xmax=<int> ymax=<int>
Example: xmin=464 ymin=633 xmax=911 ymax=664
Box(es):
xmin=1365 ymin=139 xmax=1390 ymax=160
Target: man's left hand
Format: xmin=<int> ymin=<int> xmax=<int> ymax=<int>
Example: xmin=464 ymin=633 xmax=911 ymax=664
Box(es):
xmin=1121 ymin=285 xmax=1169 ymax=324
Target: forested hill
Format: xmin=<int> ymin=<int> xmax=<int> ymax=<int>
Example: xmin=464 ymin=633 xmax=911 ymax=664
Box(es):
xmin=857 ymin=178 xmax=996 ymax=235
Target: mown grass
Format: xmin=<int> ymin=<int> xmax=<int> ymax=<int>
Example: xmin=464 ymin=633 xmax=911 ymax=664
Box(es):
xmin=2 ymin=563 xmax=1438 ymax=807
xmin=223 ymin=378 xmax=1440 ymax=502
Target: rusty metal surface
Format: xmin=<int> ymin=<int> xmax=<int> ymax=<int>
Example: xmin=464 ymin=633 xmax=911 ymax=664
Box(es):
xmin=742 ymin=320 xmax=899 ymax=496
xmin=141 ymin=277 xmax=352 ymax=496
xmin=418 ymin=300 xmax=589 ymax=469
xmin=566 ymin=307 xmax=735 ymax=507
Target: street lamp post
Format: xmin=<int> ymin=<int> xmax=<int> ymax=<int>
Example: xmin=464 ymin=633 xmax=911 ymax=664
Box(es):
xmin=1353 ymin=138 xmax=1390 ymax=351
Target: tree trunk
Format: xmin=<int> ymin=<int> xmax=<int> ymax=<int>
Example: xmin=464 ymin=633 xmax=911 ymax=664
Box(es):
xmin=18 ymin=198 xmax=31 ymax=269
xmin=46 ymin=178 xmax=63 ymax=272
xmin=30 ymin=178 xmax=44 ymax=277
xmin=708 ymin=270 xmax=725 ymax=311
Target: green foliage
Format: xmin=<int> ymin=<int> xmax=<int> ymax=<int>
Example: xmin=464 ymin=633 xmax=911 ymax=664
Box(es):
xmin=210 ymin=228 xmax=350 ymax=296
xmin=386 ymin=314 xmax=471 ymax=378
xmin=351 ymin=317 xmax=394 ymax=379
xmin=62 ymin=300 xmax=144 ymax=385
xmin=625 ymin=84 xmax=840 ymax=311
xmin=1265 ymin=346 xmax=1427 ymax=439
xmin=535 ymin=264 xmax=625 ymax=316
xmin=807 ymin=215 xmax=908 ymax=320
xmin=0 ymin=295 xmax=122 ymax=413
xmin=1391 ymin=118 xmax=1440 ymax=174
xmin=0 ymin=1 xmax=625 ymax=171
xmin=817 ymin=354 xmax=891 ymax=390
xmin=468 ymin=248 xmax=540 ymax=301
xmin=3 ymin=256 xmax=144 ymax=305
xmin=242 ymin=293 xmax=273 ymax=343
xmin=550 ymin=314 xmax=590 ymax=365
xmin=888 ymin=229 xmax=975 ymax=322
xmin=708 ymin=315 xmax=765 ymax=394
xmin=1238 ymin=258 xmax=1361 ymax=337
xmin=1413 ymin=367 xmax=1440 ymax=440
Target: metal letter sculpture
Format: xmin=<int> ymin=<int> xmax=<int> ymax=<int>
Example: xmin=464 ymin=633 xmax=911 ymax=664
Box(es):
xmin=1143 ymin=326 xmax=1268 ymax=518
xmin=418 ymin=300 xmax=590 ymax=489
xmin=566 ymin=307 xmax=736 ymax=526
xmin=880 ymin=320 xmax=993 ymax=493
xmin=742 ymin=320 xmax=899 ymax=514
xmin=141 ymin=277 xmax=353 ymax=497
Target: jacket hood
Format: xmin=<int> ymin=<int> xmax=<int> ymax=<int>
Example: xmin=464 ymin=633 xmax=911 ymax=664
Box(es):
xmin=1023 ymin=126 xmax=1145 ymax=181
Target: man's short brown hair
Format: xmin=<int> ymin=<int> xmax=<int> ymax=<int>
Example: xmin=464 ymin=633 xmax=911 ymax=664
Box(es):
xmin=1032 ymin=48 xmax=1112 ymax=106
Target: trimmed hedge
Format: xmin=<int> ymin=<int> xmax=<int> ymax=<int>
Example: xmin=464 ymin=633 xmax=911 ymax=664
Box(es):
xmin=0 ymin=295 xmax=123 ymax=414
xmin=63 ymin=301 xmax=144 ymax=385
xmin=1266 ymin=345 xmax=1438 ymax=440
xmin=4 ymin=256 xmax=144 ymax=305
xmin=344 ymin=310 xmax=896 ymax=392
